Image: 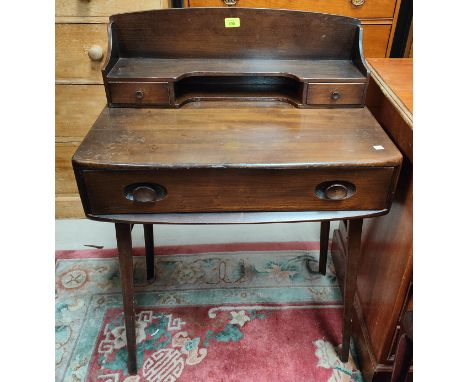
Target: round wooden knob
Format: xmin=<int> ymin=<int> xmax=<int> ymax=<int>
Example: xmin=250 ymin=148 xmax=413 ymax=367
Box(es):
xmin=125 ymin=184 xmax=167 ymax=203
xmin=135 ymin=90 xmax=144 ymax=100
xmin=330 ymin=91 xmax=341 ymax=101
xmin=324 ymin=184 xmax=350 ymax=200
xmin=351 ymin=0 xmax=365 ymax=6
xmin=88 ymin=45 xmax=103 ymax=61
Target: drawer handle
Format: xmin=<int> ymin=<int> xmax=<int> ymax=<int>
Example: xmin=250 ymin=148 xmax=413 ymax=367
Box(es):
xmin=315 ymin=181 xmax=356 ymax=201
xmin=135 ymin=90 xmax=144 ymax=100
xmin=223 ymin=0 xmax=237 ymax=5
xmin=351 ymin=0 xmax=365 ymax=6
xmin=330 ymin=91 xmax=341 ymax=101
xmin=124 ymin=184 xmax=167 ymax=203
xmin=87 ymin=45 xmax=103 ymax=61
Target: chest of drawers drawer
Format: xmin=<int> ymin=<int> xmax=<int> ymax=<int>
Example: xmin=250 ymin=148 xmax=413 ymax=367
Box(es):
xmin=55 ymin=23 xmax=108 ymax=84
xmin=77 ymin=167 xmax=396 ymax=215
xmin=187 ymin=0 xmax=398 ymax=19
xmin=56 ymin=0 xmax=166 ymax=17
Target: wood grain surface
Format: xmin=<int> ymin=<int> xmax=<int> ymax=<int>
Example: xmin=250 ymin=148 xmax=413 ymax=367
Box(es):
xmin=362 ymin=24 xmax=392 ymax=58
xmin=55 ymin=23 xmax=108 ymax=84
xmin=80 ymin=167 xmax=395 ymax=214
xmin=109 ymin=8 xmax=360 ymax=59
xmin=73 ymin=108 xmax=401 ymax=168
xmin=56 ymin=85 xmax=107 ymax=140
xmin=108 ymin=58 xmax=367 ymax=82
xmin=366 ymin=58 xmax=412 ymax=162
xmin=56 ymin=0 xmax=167 ymax=17
xmin=187 ymin=0 xmax=398 ymax=19
xmin=367 ymin=58 xmax=413 ymax=114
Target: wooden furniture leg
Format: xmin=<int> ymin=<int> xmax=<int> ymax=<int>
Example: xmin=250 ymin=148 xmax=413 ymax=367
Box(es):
xmin=143 ymin=224 xmax=155 ymax=280
xmin=390 ymin=311 xmax=413 ymax=382
xmin=115 ymin=223 xmax=138 ymax=375
xmin=340 ymin=218 xmax=363 ymax=363
xmin=319 ymin=221 xmax=330 ymax=275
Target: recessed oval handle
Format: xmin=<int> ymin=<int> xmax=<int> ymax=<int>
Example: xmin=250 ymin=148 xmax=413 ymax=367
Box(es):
xmin=124 ymin=184 xmax=167 ymax=203
xmin=351 ymin=0 xmax=365 ymax=6
xmin=315 ymin=181 xmax=356 ymax=201
xmin=330 ymin=91 xmax=341 ymax=101
xmin=87 ymin=45 xmax=103 ymax=61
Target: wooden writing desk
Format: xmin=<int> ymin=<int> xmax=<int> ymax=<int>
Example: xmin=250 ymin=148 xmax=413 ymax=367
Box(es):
xmin=73 ymin=9 xmax=403 ymax=375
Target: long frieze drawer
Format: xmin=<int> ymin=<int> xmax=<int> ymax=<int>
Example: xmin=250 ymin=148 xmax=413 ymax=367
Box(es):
xmin=108 ymin=82 xmax=171 ymax=106
xmin=56 ymin=23 xmax=108 ymax=84
xmin=79 ymin=167 xmax=396 ymax=214
xmin=187 ymin=0 xmax=398 ymax=19
xmin=307 ymin=83 xmax=366 ymax=106
xmin=56 ymin=0 xmax=166 ymax=17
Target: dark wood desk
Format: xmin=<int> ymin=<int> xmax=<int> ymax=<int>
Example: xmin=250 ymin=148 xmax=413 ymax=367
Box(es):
xmin=332 ymin=58 xmax=413 ymax=382
xmin=72 ymin=9 xmax=403 ymax=375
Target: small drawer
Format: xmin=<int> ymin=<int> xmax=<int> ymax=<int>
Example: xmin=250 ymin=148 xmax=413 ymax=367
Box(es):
xmin=307 ymin=83 xmax=365 ymax=106
xmin=108 ymin=82 xmax=171 ymax=106
xmin=79 ymin=167 xmax=396 ymax=215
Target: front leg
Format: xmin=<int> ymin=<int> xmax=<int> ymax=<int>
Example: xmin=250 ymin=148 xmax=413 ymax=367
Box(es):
xmin=115 ymin=223 xmax=138 ymax=375
xmin=340 ymin=218 xmax=363 ymax=363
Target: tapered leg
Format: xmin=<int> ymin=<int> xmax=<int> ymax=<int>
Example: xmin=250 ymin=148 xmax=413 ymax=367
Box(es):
xmin=319 ymin=221 xmax=330 ymax=275
xmin=143 ymin=224 xmax=155 ymax=280
xmin=115 ymin=223 xmax=137 ymax=375
xmin=340 ymin=218 xmax=363 ymax=363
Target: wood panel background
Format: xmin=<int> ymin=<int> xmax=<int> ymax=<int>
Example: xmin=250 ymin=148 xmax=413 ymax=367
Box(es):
xmin=55 ymin=1 xmax=169 ymax=218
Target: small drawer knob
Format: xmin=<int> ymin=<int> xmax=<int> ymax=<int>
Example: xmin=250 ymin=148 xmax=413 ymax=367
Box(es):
xmin=124 ymin=184 xmax=167 ymax=203
xmin=315 ymin=181 xmax=356 ymax=201
xmin=87 ymin=45 xmax=103 ymax=61
xmin=351 ymin=0 xmax=365 ymax=6
xmin=330 ymin=91 xmax=341 ymax=101
xmin=135 ymin=90 xmax=144 ymax=100
xmin=223 ymin=0 xmax=237 ymax=5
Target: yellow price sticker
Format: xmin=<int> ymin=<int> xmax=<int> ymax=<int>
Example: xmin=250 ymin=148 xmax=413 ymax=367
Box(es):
xmin=225 ymin=18 xmax=240 ymax=28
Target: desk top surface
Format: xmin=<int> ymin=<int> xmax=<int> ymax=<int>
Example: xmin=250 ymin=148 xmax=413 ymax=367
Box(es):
xmin=367 ymin=58 xmax=413 ymax=115
xmin=74 ymin=106 xmax=401 ymax=169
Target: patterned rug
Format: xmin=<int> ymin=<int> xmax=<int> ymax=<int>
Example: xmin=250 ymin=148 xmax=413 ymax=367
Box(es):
xmin=56 ymin=242 xmax=363 ymax=382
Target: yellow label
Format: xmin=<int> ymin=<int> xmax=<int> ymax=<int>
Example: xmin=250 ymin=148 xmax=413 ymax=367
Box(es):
xmin=225 ymin=18 xmax=240 ymax=28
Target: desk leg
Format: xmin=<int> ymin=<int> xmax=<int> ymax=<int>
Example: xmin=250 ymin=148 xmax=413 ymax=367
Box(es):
xmin=340 ymin=218 xmax=363 ymax=363
xmin=143 ymin=224 xmax=155 ymax=280
xmin=319 ymin=221 xmax=330 ymax=275
xmin=115 ymin=223 xmax=138 ymax=375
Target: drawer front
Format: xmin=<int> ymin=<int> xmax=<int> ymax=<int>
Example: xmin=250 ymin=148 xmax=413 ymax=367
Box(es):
xmin=187 ymin=0 xmax=398 ymax=19
xmin=362 ymin=24 xmax=392 ymax=58
xmin=56 ymin=85 xmax=106 ymax=139
xmin=80 ymin=167 xmax=395 ymax=214
xmin=57 ymin=143 xmax=81 ymax=195
xmin=108 ymin=82 xmax=171 ymax=105
xmin=307 ymin=83 xmax=365 ymax=106
xmin=56 ymin=23 xmax=108 ymax=84
xmin=56 ymin=0 xmax=166 ymax=17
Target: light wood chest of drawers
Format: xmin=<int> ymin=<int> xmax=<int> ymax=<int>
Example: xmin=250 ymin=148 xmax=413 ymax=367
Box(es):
xmin=55 ymin=1 xmax=169 ymax=218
